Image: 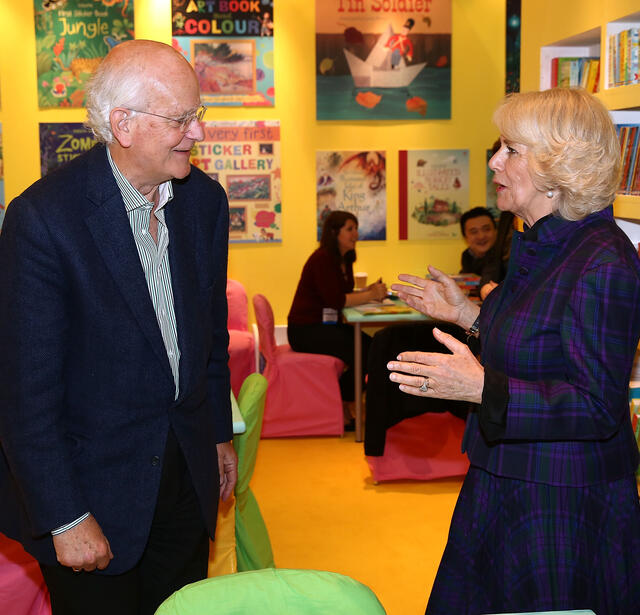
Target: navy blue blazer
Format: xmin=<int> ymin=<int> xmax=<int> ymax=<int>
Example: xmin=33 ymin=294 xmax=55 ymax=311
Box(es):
xmin=0 ymin=144 xmax=232 ymax=573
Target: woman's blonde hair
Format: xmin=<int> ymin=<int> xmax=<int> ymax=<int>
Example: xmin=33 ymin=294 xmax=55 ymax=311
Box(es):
xmin=493 ymin=88 xmax=621 ymax=220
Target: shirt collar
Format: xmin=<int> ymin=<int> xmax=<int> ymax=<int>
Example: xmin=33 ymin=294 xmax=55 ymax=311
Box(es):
xmin=106 ymin=147 xmax=173 ymax=213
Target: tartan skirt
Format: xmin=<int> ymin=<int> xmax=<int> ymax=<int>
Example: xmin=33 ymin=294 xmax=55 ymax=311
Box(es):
xmin=425 ymin=466 xmax=640 ymax=615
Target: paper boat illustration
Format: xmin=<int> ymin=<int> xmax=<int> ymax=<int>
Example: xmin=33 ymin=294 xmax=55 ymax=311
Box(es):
xmin=344 ymin=23 xmax=426 ymax=88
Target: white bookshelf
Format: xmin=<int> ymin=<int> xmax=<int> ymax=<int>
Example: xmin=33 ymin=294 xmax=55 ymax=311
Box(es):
xmin=539 ymin=29 xmax=600 ymax=91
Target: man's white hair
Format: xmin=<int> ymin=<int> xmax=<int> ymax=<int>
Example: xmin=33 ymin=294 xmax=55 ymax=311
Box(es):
xmin=84 ymin=54 xmax=148 ymax=144
xmin=84 ymin=41 xmax=191 ymax=144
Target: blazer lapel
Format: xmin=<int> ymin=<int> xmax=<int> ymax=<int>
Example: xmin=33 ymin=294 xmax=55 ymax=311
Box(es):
xmin=84 ymin=147 xmax=174 ymax=383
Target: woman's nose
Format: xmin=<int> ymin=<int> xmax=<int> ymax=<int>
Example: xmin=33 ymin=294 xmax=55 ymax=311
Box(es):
xmin=488 ymin=152 xmax=501 ymax=171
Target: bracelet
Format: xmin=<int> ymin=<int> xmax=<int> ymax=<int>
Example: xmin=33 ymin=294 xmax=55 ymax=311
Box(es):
xmin=466 ymin=315 xmax=480 ymax=337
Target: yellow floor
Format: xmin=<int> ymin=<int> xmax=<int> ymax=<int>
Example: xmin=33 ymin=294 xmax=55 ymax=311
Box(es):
xmin=251 ymin=432 xmax=464 ymax=615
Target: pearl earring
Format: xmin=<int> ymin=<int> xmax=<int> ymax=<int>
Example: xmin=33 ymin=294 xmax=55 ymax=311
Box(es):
xmin=546 ymin=190 xmax=554 ymax=199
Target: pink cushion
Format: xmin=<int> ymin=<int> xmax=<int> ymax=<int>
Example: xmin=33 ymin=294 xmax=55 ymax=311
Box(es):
xmin=0 ymin=533 xmax=51 ymax=615
xmin=252 ymin=294 xmax=277 ymax=360
xmin=262 ymin=347 xmax=344 ymax=437
xmin=228 ymin=330 xmax=256 ymax=397
xmin=366 ymin=412 xmax=469 ymax=482
xmin=227 ymin=279 xmax=249 ymax=331
xmin=252 ymin=294 xmax=345 ymax=438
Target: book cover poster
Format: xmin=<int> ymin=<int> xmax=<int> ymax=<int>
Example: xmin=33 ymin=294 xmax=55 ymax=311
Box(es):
xmin=0 ymin=124 xmax=4 ymax=232
xmin=316 ymin=1 xmax=451 ymax=120
xmin=316 ymin=150 xmax=386 ymax=240
xmin=399 ymin=149 xmax=469 ymax=240
xmin=39 ymin=123 xmax=97 ymax=177
xmin=191 ymin=121 xmax=281 ymax=242
xmin=34 ymin=0 xmax=135 ymax=109
xmin=172 ymin=0 xmax=274 ymax=107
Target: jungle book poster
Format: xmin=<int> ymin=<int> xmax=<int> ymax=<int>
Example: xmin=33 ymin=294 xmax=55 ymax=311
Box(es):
xmin=190 ymin=121 xmax=281 ymax=242
xmin=171 ymin=0 xmax=275 ymax=107
xmin=316 ymin=0 xmax=451 ymax=120
xmin=39 ymin=123 xmax=97 ymax=177
xmin=398 ymin=149 xmax=468 ymax=240
xmin=316 ymin=150 xmax=386 ymax=241
xmin=34 ymin=0 xmax=135 ymax=109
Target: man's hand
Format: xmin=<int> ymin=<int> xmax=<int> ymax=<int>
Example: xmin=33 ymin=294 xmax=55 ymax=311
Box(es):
xmin=217 ymin=441 xmax=238 ymax=501
xmin=52 ymin=514 xmax=113 ymax=572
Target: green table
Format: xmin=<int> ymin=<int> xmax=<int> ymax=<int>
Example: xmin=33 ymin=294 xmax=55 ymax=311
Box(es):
xmin=342 ymin=301 xmax=429 ymax=442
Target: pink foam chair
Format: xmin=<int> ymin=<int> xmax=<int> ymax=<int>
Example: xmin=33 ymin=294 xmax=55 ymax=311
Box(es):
xmin=0 ymin=533 xmax=51 ymax=615
xmin=366 ymin=412 xmax=469 ymax=482
xmin=252 ymin=294 xmax=345 ymax=437
xmin=227 ymin=279 xmax=256 ymax=398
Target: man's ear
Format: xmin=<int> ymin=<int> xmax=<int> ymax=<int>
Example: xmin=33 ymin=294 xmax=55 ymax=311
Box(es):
xmin=110 ymin=108 xmax=134 ymax=148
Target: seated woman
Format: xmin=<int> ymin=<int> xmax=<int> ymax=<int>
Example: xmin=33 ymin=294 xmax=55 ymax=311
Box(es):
xmin=287 ymin=211 xmax=387 ymax=428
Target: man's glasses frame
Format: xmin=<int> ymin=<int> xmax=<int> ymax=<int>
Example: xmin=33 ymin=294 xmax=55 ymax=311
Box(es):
xmin=126 ymin=105 xmax=207 ymax=132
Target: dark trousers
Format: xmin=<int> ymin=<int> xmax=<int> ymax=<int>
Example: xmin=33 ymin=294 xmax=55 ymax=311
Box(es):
xmin=364 ymin=323 xmax=470 ymax=456
xmin=287 ymin=322 xmax=371 ymax=402
xmin=40 ymin=429 xmax=209 ymax=615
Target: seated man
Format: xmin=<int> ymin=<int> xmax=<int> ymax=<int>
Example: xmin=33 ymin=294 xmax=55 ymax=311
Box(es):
xmin=459 ymin=206 xmax=498 ymax=276
xmin=458 ymin=206 xmax=501 ymax=299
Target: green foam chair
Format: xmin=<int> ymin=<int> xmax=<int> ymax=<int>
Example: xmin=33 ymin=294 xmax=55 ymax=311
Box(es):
xmin=155 ymin=568 xmax=387 ymax=614
xmin=233 ymin=373 xmax=275 ymax=571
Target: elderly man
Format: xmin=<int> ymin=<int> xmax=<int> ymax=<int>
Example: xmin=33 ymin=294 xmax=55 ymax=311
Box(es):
xmin=0 ymin=40 xmax=236 ymax=615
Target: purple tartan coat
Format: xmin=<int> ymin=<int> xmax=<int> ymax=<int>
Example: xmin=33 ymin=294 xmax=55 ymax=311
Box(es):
xmin=464 ymin=206 xmax=640 ymax=486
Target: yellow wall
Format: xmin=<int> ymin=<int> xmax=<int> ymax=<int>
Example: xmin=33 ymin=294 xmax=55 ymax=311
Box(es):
xmin=0 ymin=0 xmax=505 ymax=323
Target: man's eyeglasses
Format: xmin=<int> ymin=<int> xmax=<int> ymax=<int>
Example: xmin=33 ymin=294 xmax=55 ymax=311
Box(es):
xmin=126 ymin=105 xmax=207 ymax=132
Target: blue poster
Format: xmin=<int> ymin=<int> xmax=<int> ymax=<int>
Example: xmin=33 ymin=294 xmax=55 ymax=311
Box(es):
xmin=316 ymin=1 xmax=451 ymax=120
xmin=39 ymin=122 xmax=97 ymax=177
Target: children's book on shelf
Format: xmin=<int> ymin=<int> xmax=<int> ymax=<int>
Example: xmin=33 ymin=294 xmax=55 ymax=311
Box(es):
xmin=586 ymin=59 xmax=600 ymax=93
xmin=556 ymin=57 xmax=578 ymax=88
xmin=550 ymin=57 xmax=599 ymax=92
xmin=608 ymin=27 xmax=640 ymax=87
xmin=617 ymin=124 xmax=640 ymax=195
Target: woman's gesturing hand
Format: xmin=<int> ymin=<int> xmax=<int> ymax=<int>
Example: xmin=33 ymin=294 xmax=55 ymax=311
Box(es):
xmin=387 ymin=327 xmax=484 ymax=404
xmin=391 ymin=265 xmax=478 ymax=329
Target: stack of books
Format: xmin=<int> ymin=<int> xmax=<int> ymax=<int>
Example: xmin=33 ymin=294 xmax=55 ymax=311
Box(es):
xmin=550 ymin=56 xmax=600 ymax=92
xmin=608 ymin=27 xmax=640 ymax=87
xmin=617 ymin=124 xmax=640 ymax=195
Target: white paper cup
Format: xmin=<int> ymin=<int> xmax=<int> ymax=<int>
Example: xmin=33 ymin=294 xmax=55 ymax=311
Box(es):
xmin=354 ymin=272 xmax=368 ymax=289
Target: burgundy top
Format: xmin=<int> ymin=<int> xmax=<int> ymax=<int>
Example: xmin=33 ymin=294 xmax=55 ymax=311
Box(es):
xmin=288 ymin=247 xmax=354 ymax=325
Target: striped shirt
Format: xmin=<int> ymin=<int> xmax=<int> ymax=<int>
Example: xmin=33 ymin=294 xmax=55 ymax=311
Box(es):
xmin=107 ymin=148 xmax=180 ymax=399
